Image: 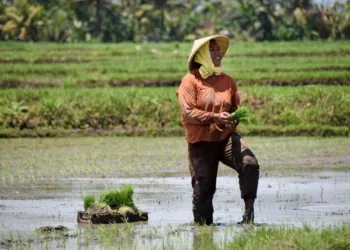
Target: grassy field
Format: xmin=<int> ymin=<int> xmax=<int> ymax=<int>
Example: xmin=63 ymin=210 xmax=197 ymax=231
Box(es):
xmin=226 ymin=223 xmax=350 ymax=250
xmin=1 ymin=41 xmax=350 ymax=86
xmin=0 ymin=86 xmax=349 ymax=137
xmin=0 ymin=41 xmax=349 ymax=137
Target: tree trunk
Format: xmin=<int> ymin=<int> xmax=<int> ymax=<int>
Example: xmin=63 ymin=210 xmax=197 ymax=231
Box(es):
xmin=94 ymin=0 xmax=102 ymax=36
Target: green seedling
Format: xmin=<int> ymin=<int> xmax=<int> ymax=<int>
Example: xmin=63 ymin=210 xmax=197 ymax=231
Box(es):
xmin=230 ymin=106 xmax=250 ymax=124
xmin=99 ymin=185 xmax=137 ymax=211
xmin=83 ymin=195 xmax=96 ymax=211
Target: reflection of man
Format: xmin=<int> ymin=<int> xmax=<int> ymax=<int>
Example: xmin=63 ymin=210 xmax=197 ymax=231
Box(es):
xmin=177 ymin=35 xmax=259 ymax=225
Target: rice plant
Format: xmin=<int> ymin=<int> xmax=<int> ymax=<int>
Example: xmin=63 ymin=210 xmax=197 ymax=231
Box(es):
xmin=83 ymin=195 xmax=96 ymax=210
xmin=230 ymin=106 xmax=250 ymax=124
xmin=99 ymin=185 xmax=137 ymax=211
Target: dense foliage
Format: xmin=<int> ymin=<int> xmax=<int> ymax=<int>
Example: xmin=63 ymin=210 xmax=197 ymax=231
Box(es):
xmin=0 ymin=0 xmax=349 ymax=42
xmin=0 ymin=86 xmax=349 ymax=136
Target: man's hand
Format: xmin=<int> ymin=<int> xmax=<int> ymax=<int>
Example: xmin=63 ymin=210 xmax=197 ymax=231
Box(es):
xmin=213 ymin=112 xmax=238 ymax=128
xmin=213 ymin=112 xmax=231 ymax=125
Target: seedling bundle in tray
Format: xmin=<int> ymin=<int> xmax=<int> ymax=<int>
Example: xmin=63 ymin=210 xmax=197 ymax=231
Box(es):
xmin=77 ymin=185 xmax=148 ymax=224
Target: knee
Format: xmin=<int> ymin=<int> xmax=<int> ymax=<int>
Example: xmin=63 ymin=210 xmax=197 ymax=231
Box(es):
xmin=242 ymin=149 xmax=259 ymax=167
xmin=242 ymin=155 xmax=258 ymax=166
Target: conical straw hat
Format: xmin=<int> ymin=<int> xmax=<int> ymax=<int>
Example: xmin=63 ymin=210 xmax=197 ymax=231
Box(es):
xmin=188 ymin=34 xmax=229 ymax=71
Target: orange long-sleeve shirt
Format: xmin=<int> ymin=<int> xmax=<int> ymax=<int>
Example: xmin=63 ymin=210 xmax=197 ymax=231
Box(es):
xmin=177 ymin=69 xmax=240 ymax=143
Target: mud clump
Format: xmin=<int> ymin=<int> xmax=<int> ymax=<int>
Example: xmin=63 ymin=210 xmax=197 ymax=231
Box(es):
xmin=37 ymin=225 xmax=68 ymax=233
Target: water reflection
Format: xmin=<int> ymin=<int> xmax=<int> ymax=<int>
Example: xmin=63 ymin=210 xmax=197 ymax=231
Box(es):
xmin=0 ymin=172 xmax=349 ymax=249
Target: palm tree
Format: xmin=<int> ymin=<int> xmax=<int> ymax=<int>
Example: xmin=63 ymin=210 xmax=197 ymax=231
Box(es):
xmin=42 ymin=5 xmax=70 ymax=41
xmin=73 ymin=0 xmax=112 ymax=37
xmin=1 ymin=0 xmax=43 ymax=41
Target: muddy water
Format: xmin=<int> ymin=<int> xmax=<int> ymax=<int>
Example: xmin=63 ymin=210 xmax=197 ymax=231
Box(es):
xmin=1 ymin=171 xmax=349 ymax=249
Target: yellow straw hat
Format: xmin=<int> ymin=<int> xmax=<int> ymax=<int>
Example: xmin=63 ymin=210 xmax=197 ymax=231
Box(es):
xmin=188 ymin=34 xmax=229 ymax=71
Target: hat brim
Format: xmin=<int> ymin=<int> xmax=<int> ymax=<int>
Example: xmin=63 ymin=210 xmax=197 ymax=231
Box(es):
xmin=188 ymin=35 xmax=229 ymax=71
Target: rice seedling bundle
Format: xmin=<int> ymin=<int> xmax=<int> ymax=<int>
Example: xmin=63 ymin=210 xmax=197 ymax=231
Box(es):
xmin=99 ymin=185 xmax=137 ymax=211
xmin=86 ymin=203 xmax=112 ymax=215
xmin=83 ymin=185 xmax=140 ymax=217
xmin=83 ymin=195 xmax=96 ymax=210
xmin=230 ymin=106 xmax=250 ymax=124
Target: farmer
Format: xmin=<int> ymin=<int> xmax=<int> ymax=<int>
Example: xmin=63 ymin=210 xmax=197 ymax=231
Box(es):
xmin=176 ymin=35 xmax=259 ymax=225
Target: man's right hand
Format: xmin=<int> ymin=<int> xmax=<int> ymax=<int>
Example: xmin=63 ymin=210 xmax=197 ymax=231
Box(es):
xmin=213 ymin=112 xmax=231 ymax=125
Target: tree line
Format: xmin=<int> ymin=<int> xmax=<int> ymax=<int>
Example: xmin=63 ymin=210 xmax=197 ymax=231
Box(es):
xmin=0 ymin=0 xmax=349 ymax=42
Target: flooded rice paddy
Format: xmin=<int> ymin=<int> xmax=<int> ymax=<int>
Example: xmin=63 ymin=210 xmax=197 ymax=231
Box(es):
xmin=0 ymin=137 xmax=349 ymax=249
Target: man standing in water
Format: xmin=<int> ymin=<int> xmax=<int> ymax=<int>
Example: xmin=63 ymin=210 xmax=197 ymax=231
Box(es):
xmin=176 ymin=35 xmax=259 ymax=225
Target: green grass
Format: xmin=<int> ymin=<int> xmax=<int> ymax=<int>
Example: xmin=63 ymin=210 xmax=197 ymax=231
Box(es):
xmin=1 ymin=41 xmax=350 ymax=86
xmin=227 ymin=223 xmax=350 ymax=250
xmin=0 ymin=86 xmax=348 ymax=136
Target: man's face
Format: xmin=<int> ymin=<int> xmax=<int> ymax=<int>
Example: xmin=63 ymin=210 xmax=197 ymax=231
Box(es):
xmin=209 ymin=40 xmax=222 ymax=67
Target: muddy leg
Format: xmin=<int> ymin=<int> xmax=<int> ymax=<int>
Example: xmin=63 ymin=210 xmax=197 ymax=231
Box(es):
xmin=188 ymin=142 xmax=220 ymax=225
xmin=220 ymin=133 xmax=259 ymax=223
xmin=239 ymin=148 xmax=259 ymax=201
xmin=238 ymin=148 xmax=259 ymax=224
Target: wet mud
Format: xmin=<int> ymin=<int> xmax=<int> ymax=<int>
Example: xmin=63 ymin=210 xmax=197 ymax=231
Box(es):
xmin=0 ymin=58 xmax=96 ymax=64
xmin=1 ymin=69 xmax=69 ymax=76
xmin=67 ymin=77 xmax=350 ymax=87
xmin=77 ymin=79 xmax=181 ymax=87
xmin=0 ymin=80 xmax=63 ymax=88
xmin=0 ymin=127 xmax=184 ymax=139
xmin=0 ymin=171 xmax=349 ymax=249
xmin=1 ymin=77 xmax=348 ymax=89
xmin=239 ymin=77 xmax=350 ymax=86
xmin=230 ymin=50 xmax=350 ymax=57
xmin=246 ymin=66 xmax=350 ymax=73
xmin=37 ymin=225 xmax=69 ymax=233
